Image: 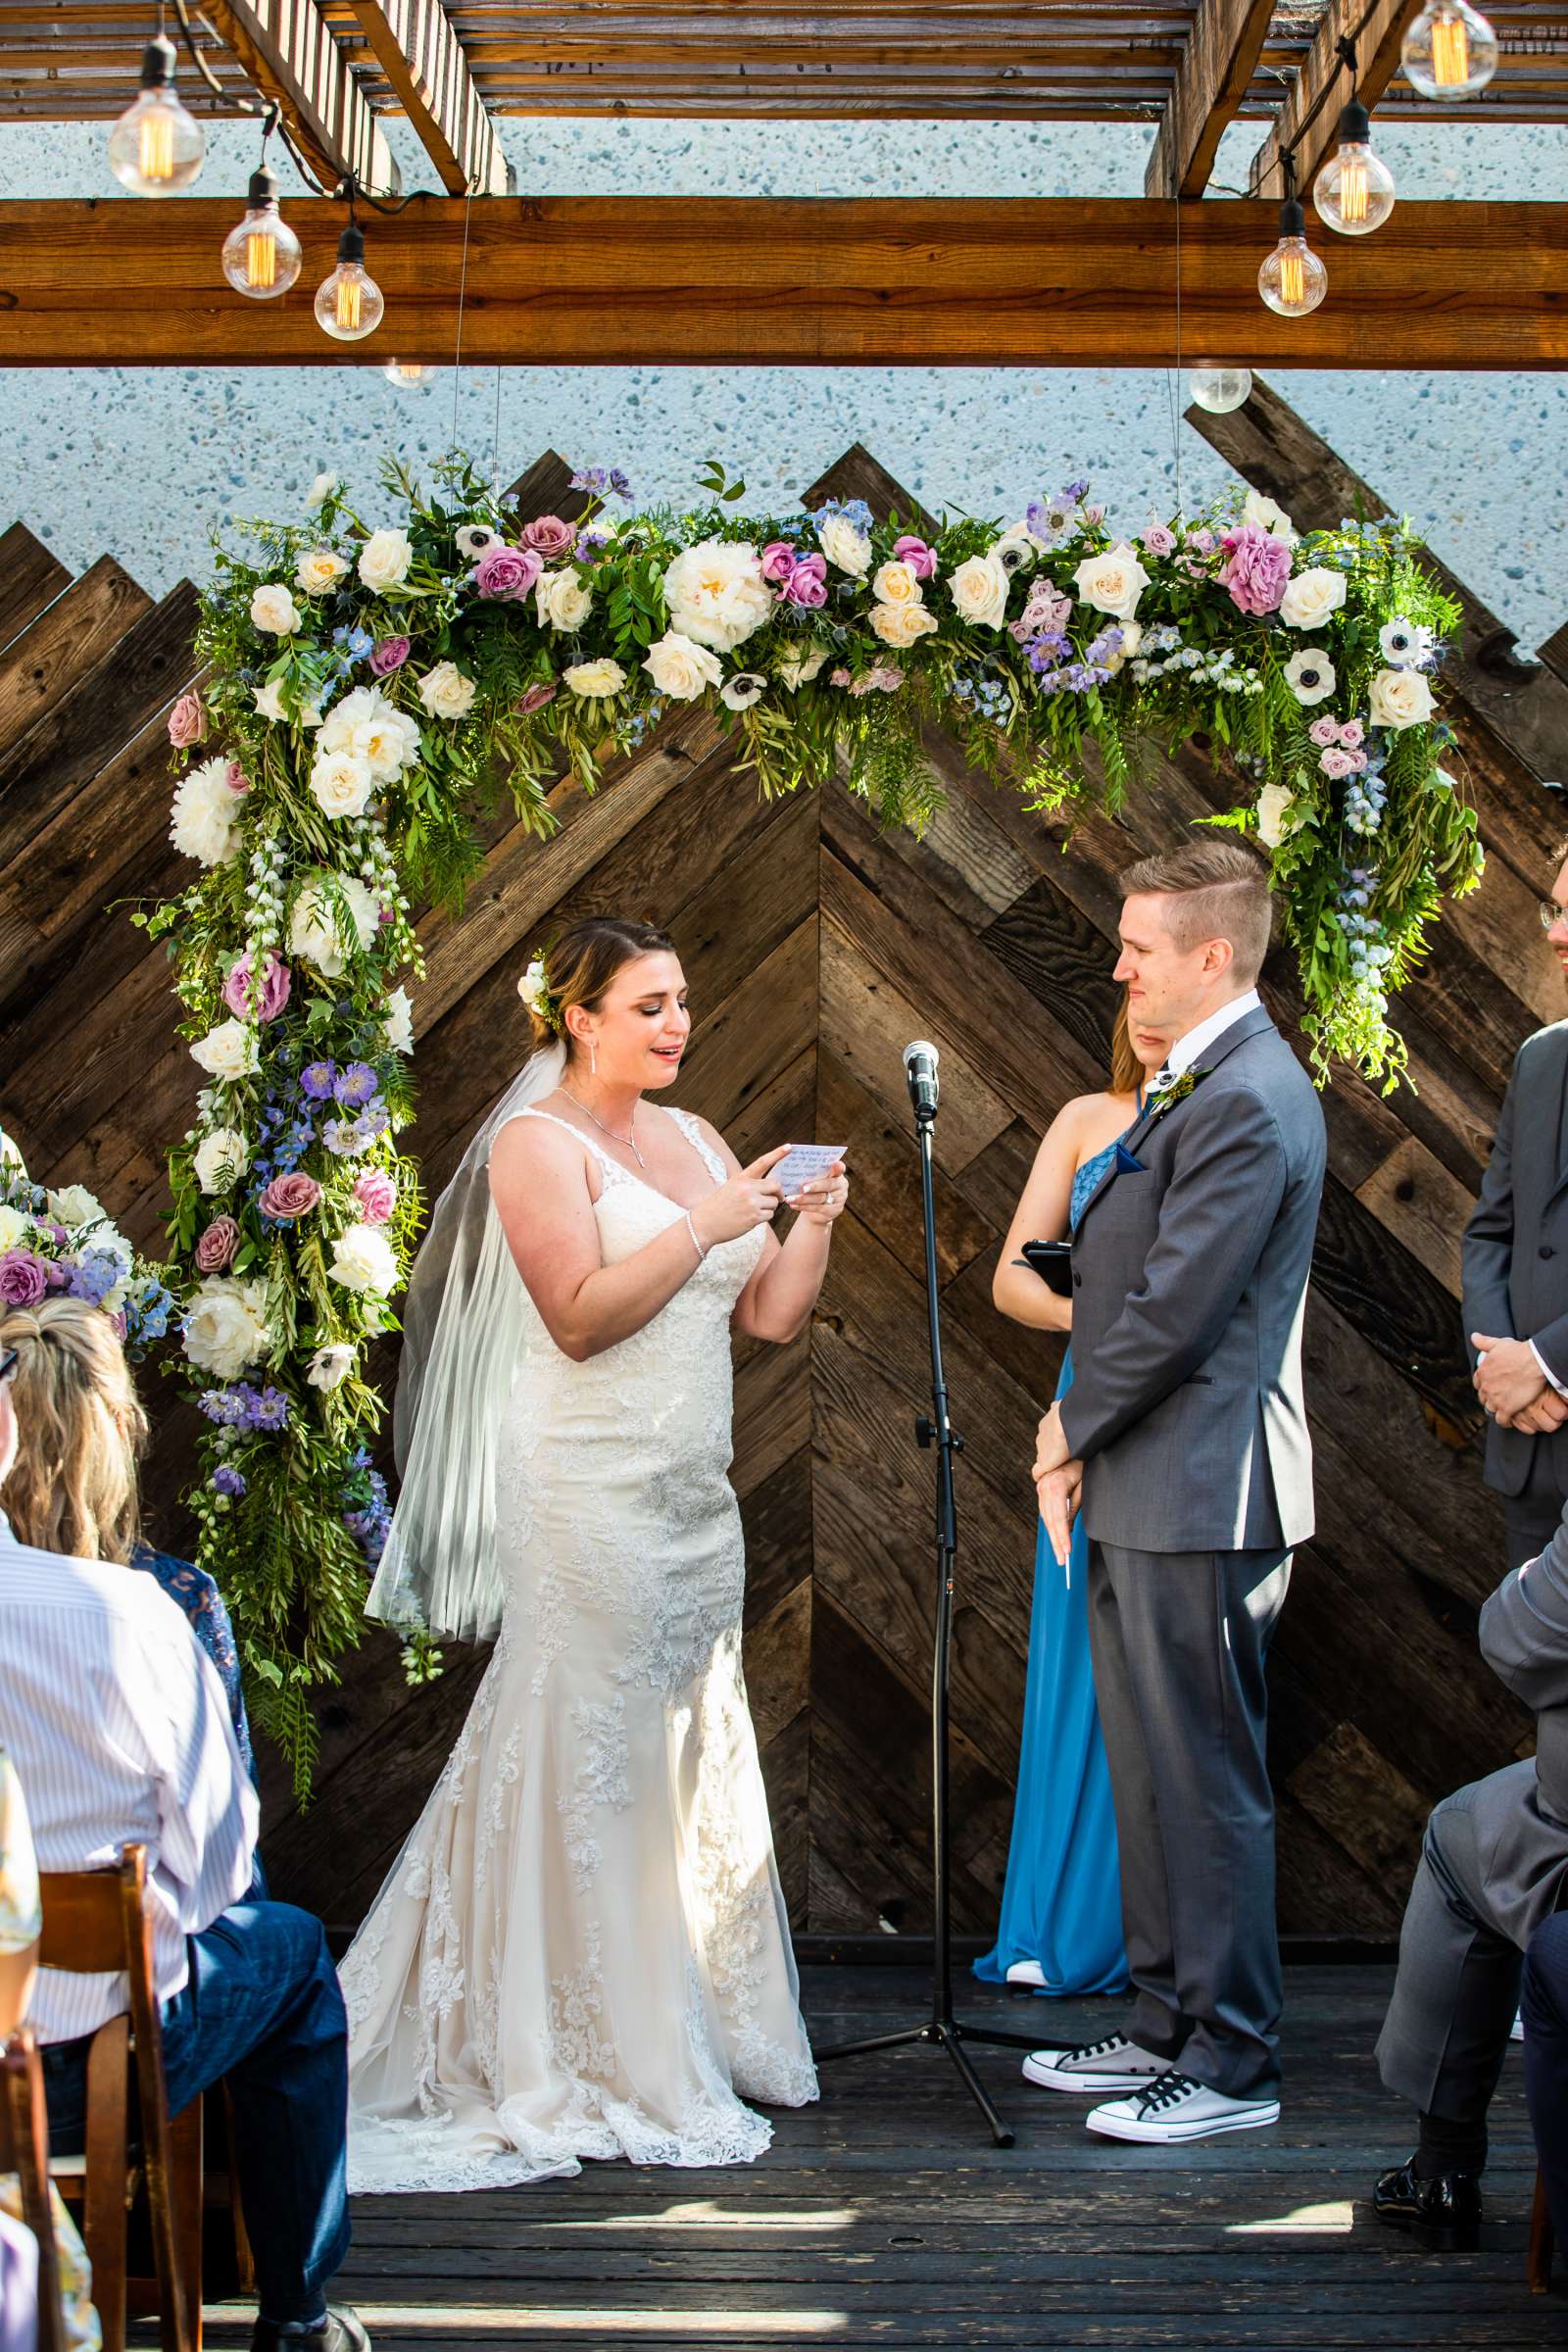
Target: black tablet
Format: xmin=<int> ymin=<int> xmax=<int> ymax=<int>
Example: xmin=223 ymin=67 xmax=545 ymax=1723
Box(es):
xmin=1016 ymin=1239 xmax=1073 ymax=1298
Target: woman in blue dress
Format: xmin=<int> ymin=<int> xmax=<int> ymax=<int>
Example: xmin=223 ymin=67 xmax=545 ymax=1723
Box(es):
xmin=975 ymin=996 xmax=1169 ymax=1997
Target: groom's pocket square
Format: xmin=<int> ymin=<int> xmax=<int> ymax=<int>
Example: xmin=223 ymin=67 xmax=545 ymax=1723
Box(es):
xmin=1114 ymin=1142 xmax=1148 ymax=1174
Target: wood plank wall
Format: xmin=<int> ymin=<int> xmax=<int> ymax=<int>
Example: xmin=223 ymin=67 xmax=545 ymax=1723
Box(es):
xmin=1 ymin=420 xmax=1562 ymax=1945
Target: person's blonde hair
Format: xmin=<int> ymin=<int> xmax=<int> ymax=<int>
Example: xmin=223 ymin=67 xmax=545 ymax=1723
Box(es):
xmin=520 ymin=916 xmax=677 ymax=1061
xmin=0 ymin=1298 xmax=147 ymax=1564
xmin=1119 ymin=839 xmax=1273 ymax=984
xmin=1109 ymin=994 xmax=1143 ymax=1096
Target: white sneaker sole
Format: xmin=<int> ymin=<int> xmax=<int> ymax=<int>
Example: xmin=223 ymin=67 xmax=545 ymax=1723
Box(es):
xmin=1087 ymin=2100 xmax=1281 ymax=2144
xmin=1022 ymin=2054 xmax=1162 ymax=2095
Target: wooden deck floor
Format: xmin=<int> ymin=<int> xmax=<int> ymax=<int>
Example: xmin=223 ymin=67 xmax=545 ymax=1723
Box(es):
xmin=210 ymin=1964 xmax=1562 ymax=2349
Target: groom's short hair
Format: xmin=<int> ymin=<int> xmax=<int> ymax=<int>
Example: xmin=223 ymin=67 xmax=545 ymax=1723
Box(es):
xmin=1120 ymin=840 xmax=1272 ymax=983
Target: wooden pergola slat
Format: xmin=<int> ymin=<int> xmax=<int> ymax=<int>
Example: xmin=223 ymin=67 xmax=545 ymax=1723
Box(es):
xmin=1145 ymin=0 xmax=1279 ymax=195
xmin=345 ymin=0 xmax=510 ymax=192
xmin=207 ymin=0 xmax=399 ymax=193
xmin=1249 ymin=0 xmax=1429 ymax=199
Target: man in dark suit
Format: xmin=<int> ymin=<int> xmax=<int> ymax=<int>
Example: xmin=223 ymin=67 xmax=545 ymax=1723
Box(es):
xmin=1462 ymin=846 xmax=1568 ymax=1568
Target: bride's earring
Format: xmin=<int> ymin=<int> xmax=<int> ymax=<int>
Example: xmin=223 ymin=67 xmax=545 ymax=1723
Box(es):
xmin=590 ymin=1039 xmax=597 ymax=1079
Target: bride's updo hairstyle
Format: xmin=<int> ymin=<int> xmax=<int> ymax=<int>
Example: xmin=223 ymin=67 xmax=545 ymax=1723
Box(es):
xmin=519 ymin=917 xmax=676 ymax=1060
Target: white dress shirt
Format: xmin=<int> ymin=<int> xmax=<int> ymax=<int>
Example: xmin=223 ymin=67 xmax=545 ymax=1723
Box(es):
xmin=1152 ymin=988 xmax=1263 ymax=1090
xmin=0 ymin=1515 xmax=258 ymax=2042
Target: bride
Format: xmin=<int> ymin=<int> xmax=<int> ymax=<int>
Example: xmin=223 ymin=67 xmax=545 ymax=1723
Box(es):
xmin=342 ymin=915 xmax=847 ymax=2190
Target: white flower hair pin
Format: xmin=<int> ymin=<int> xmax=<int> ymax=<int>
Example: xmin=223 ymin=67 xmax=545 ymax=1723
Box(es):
xmin=517 ymin=954 xmax=564 ymax=1034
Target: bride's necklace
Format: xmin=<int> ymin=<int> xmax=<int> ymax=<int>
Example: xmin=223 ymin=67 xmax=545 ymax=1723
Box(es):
xmin=563 ymin=1086 xmax=645 ymax=1169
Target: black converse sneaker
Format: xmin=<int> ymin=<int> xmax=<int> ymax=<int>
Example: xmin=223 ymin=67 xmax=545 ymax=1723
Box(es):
xmin=1021 ymin=2033 xmax=1169 ymax=2095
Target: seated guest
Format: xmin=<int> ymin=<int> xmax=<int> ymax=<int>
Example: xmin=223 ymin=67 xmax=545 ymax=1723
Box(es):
xmin=1373 ymin=1500 xmax=1568 ymax=2244
xmin=0 ymin=1345 xmax=368 ymax=2351
xmin=0 ymin=1299 xmax=255 ymax=1780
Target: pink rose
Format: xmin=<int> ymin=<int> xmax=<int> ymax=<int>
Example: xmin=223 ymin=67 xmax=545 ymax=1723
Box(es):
xmin=221 ymin=951 xmax=291 ymax=1025
xmin=1339 ymin=718 xmax=1364 ymax=749
xmin=516 ymin=682 xmax=558 ymax=715
xmin=225 ymin=760 xmax=251 ymax=795
xmin=1319 ymin=746 xmax=1356 ymax=779
xmin=168 ymin=692 xmax=208 ymax=749
xmin=760 ymin=541 xmax=797 ymax=583
xmin=259 ymin=1173 xmax=321 ymax=1223
xmin=369 ymin=635 xmax=411 ymax=677
xmin=1218 ymin=522 xmax=1292 ymax=617
xmin=1083 ymin=504 xmax=1106 ymax=526
xmin=781 ymin=559 xmax=828 ymax=610
xmin=194 ymin=1217 xmax=240 ymax=1274
xmin=520 ymin=514 xmax=576 ymax=560
xmin=893 ymin=535 xmax=938 ymax=580
xmin=1344 ymin=749 xmax=1368 ymax=773
xmin=474 ymin=544 xmax=544 ymax=602
xmin=830 ymin=667 xmax=853 ymax=687
xmin=1186 ymin=528 xmax=1216 ymax=556
xmin=1141 ymin=523 xmax=1177 ymax=559
xmin=0 ymin=1250 xmax=48 ymax=1308
xmin=354 ymin=1168 xmax=398 ymax=1225
xmin=1309 ymin=716 xmax=1340 ymax=747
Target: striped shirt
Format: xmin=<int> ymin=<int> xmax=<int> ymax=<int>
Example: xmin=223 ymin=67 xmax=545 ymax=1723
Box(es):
xmin=0 ymin=1516 xmax=258 ymax=2043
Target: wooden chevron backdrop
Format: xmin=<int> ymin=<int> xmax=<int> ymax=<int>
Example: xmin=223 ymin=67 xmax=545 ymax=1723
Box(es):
xmin=2 ymin=399 xmax=1565 ymax=1945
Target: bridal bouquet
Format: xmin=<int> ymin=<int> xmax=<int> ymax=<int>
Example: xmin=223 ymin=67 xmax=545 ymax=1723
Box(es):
xmin=0 ymin=1172 xmax=175 ymax=1359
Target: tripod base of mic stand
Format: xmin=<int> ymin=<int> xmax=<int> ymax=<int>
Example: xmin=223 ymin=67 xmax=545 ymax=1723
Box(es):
xmin=815 ymin=2016 xmax=1045 ymax=2148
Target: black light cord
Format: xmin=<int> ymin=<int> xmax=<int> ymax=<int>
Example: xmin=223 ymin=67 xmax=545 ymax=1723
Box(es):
xmin=1271 ymin=2 xmax=1383 ymax=195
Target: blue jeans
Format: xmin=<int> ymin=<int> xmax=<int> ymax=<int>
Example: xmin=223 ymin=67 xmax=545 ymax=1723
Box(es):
xmin=1523 ymin=1912 xmax=1568 ymax=2245
xmin=43 ymin=1899 xmax=350 ymax=2326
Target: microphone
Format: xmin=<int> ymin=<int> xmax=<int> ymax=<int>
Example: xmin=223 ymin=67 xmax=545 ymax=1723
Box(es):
xmin=903 ymin=1039 xmax=941 ymax=1117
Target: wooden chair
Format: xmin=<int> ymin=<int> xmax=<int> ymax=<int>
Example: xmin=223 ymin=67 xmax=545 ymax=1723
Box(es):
xmin=37 ymin=1845 xmax=198 ymax=2352
xmin=0 ymin=2028 xmax=68 ymax=2352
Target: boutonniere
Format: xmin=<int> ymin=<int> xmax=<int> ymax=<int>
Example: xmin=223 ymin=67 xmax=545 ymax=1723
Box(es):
xmin=1144 ymin=1065 xmax=1210 ymax=1129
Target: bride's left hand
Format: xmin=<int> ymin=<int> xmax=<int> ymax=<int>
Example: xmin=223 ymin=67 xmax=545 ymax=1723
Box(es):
xmin=787 ymin=1160 xmax=850 ymax=1229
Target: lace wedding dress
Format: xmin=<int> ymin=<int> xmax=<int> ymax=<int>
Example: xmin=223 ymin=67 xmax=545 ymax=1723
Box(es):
xmin=341 ymin=1104 xmax=818 ymax=2192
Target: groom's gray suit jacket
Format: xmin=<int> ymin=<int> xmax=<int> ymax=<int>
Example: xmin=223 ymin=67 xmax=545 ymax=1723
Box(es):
xmin=1058 ymin=1003 xmax=1327 ymax=1553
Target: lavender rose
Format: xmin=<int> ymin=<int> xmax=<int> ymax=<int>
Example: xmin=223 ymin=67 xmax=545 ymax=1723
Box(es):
xmin=520 ymin=514 xmax=577 ymax=560
xmin=0 ymin=1250 xmax=48 ymax=1308
xmin=354 ymin=1168 xmax=398 ymax=1225
xmin=195 ymin=1215 xmax=241 ymax=1273
xmin=781 ymin=558 xmax=828 ymax=610
xmin=168 ymin=692 xmax=208 ymax=749
xmin=368 ymin=635 xmax=411 ymax=677
xmin=221 ymin=951 xmax=292 ymax=1025
xmin=1141 ymin=522 xmax=1178 ymax=559
xmin=474 ymin=544 xmax=545 ymax=602
xmin=760 ymin=541 xmax=797 ymax=584
xmin=259 ymin=1173 xmax=322 ymax=1222
xmin=1218 ymin=523 xmax=1291 ymax=617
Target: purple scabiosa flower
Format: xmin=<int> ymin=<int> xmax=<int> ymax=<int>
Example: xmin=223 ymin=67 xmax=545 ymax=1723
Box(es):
xmin=212 ymin=1465 xmax=247 ymax=1499
xmin=333 ymin=1061 xmax=380 ymax=1109
xmin=248 ymin=1386 xmax=290 ymax=1432
xmin=301 ymin=1059 xmax=337 ymax=1102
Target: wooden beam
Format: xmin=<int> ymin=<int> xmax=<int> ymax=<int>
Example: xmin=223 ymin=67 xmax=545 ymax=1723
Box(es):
xmin=1250 ymin=0 xmax=1427 ymax=199
xmin=343 ymin=1 xmax=509 ymax=194
xmin=1145 ymin=0 xmax=1279 ymax=197
xmin=206 ymin=0 xmax=398 ymax=195
xmin=1 ymin=197 xmax=1565 ymax=368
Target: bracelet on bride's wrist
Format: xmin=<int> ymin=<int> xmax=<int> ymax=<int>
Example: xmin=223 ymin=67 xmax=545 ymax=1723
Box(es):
xmin=684 ymin=1209 xmax=707 ymax=1264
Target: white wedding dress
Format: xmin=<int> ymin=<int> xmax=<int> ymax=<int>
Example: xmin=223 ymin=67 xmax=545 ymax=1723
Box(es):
xmin=341 ymin=1105 xmax=818 ymax=2192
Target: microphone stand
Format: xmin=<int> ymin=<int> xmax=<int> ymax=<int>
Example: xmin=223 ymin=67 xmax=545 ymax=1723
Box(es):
xmin=813 ymin=1067 xmax=1042 ymax=2145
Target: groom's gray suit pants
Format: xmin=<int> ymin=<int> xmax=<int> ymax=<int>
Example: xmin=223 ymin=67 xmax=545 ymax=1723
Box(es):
xmin=1088 ymin=1540 xmax=1292 ymax=2100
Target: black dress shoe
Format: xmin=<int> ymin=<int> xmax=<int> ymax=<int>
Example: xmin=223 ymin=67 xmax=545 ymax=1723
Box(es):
xmin=252 ymin=2308 xmax=370 ymax=2352
xmin=1373 ymin=2158 xmax=1483 ymax=2249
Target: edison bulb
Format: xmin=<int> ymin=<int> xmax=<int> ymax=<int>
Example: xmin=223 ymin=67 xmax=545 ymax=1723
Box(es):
xmin=1313 ymin=101 xmax=1396 ymax=235
xmin=383 ymin=360 xmax=440 ymax=388
xmin=109 ymin=37 xmax=206 ymax=195
xmin=1258 ymin=203 xmax=1328 ymax=318
xmin=1401 ymin=0 xmax=1498 ymax=97
xmin=1189 ymin=366 xmax=1253 ymax=415
xmin=315 ymin=224 xmax=383 ymax=342
xmin=220 ymin=170 xmax=302 ymax=299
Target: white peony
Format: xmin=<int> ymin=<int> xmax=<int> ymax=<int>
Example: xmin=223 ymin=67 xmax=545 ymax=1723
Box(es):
xmin=383 ymin=984 xmax=415 ymax=1056
xmin=416 ymin=662 xmax=478 ymax=722
xmin=871 ymin=560 xmax=925 ymax=609
xmin=250 ymin=582 xmax=302 ymax=635
xmin=192 ymin=1127 xmax=250 ymax=1195
xmin=870 ymin=601 xmax=940 ymax=649
xmin=189 ymin=1019 xmax=261 ymax=1082
xmin=358 ymin=528 xmax=414 ymax=594
xmin=1279 ymin=566 xmax=1348 ymax=631
xmin=1072 ymin=543 xmax=1152 ymax=622
xmin=1255 ymin=783 xmax=1298 ymax=850
xmin=720 ymin=672 xmax=767 ymax=710
xmin=46 ymin=1185 xmax=104 ymax=1230
xmin=329 ymin=1221 xmax=399 ymax=1297
xmin=662 ymin=539 xmax=773 ymax=652
xmin=306 ymin=471 xmax=339 ymax=510
xmin=0 ymin=1205 xmax=28 ymax=1252
xmin=288 ymin=874 xmax=381 ymax=978
xmin=534 ymin=570 xmax=595 ymax=633
xmin=306 ymin=1342 xmax=357 ymax=1392
xmin=1369 ymin=666 xmax=1437 ymax=729
xmin=182 ymin=1276 xmax=270 ymax=1380
xmin=816 ymin=513 xmax=873 ymax=576
xmin=252 ymin=679 xmax=288 ymax=724
xmin=642 ymin=630 xmax=723 ymax=702
xmin=295 ymin=547 xmax=349 ymax=598
xmin=1283 ymin=647 xmax=1337 ymax=706
xmin=171 ymin=757 xmax=244 ymax=867
xmin=319 ymin=685 xmax=419 ymax=778
xmin=1243 ymin=490 xmax=1298 ymax=545
xmin=309 ymin=748 xmax=375 ymax=820
xmin=564 ymin=658 xmax=627 ymax=700
xmin=776 ymin=645 xmax=829 ymax=691
xmin=949 ymin=552 xmax=1012 ymax=630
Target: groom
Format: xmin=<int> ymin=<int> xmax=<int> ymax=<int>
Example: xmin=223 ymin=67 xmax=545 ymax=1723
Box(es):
xmin=1028 ymin=840 xmax=1327 ymax=2145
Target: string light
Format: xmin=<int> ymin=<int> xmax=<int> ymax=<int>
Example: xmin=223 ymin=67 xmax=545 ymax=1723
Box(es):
xmin=383 ymin=360 xmax=441 ymax=388
xmin=1188 ymin=366 xmax=1253 ymax=414
xmin=108 ymin=30 xmax=205 ymax=194
xmin=1313 ymin=98 xmax=1396 ymax=234
xmin=1258 ymin=199 xmax=1328 ymax=318
xmin=316 ymin=203 xmax=384 ymax=343
xmin=1401 ymin=0 xmax=1499 ymax=97
xmin=221 ymin=160 xmax=302 ymax=298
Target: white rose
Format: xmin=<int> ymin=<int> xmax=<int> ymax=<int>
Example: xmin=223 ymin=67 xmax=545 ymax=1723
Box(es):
xmin=564 ymin=658 xmax=627 ymax=700
xmin=182 ymin=1275 xmax=270 ymax=1380
xmin=171 ymin=756 xmax=244 ymax=867
xmin=871 ymin=561 xmax=925 ymax=609
xmin=306 ymin=471 xmax=339 ymax=510
xmin=46 ymin=1185 xmax=104 ymax=1231
xmin=296 ymin=547 xmax=349 ymax=598
xmin=0 ymin=1205 xmax=28 ymax=1252
xmin=1283 ymin=647 xmax=1337 ymax=706
xmin=416 ymin=662 xmax=478 ymax=722
xmin=1368 ymin=666 xmax=1437 ymax=729
xmin=383 ymin=984 xmax=415 ymax=1056
xmin=319 ymin=685 xmax=419 ymax=778
xmin=1279 ymin=566 xmax=1348 ymax=631
xmin=776 ymin=645 xmax=829 ymax=691
xmin=1244 ymin=490 xmax=1298 ymax=546
xmin=720 ymin=671 xmax=767 ymax=710
xmin=190 ymin=1018 xmax=261 ymax=1082
xmin=949 ymin=552 xmax=1012 ymax=630
xmin=306 ymin=1342 xmax=358 ymax=1392
xmin=662 ymin=539 xmax=773 ymax=653
xmin=358 ymin=528 xmax=414 ymax=594
xmin=534 ymin=570 xmax=595 ymax=633
xmin=870 ymin=601 xmax=940 ymax=650
xmin=1255 ymin=783 xmax=1297 ymax=850
xmin=288 ymin=874 xmax=381 ymax=978
xmin=1072 ymin=543 xmax=1152 ymax=622
xmin=642 ymin=630 xmax=723 ymax=703
xmin=816 ymin=513 xmax=873 ymax=576
xmin=253 ymin=679 xmax=288 ymax=723
xmin=192 ymin=1127 xmax=251 ymax=1195
xmin=309 ymin=748 xmax=374 ymax=820
xmin=329 ymin=1221 xmax=399 ymax=1297
xmin=250 ymin=582 xmax=302 ymax=636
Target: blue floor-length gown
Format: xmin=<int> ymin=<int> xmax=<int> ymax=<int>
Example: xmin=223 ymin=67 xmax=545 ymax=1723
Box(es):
xmin=974 ymin=1120 xmax=1137 ymax=1997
